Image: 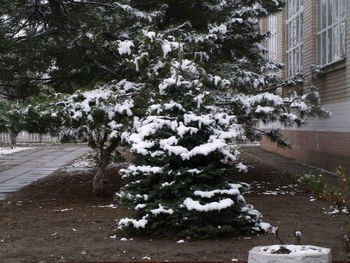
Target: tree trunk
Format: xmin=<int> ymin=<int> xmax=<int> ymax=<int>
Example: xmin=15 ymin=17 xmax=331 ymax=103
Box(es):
xmin=93 ymin=166 xmax=106 ymax=196
xmin=10 ymin=132 xmax=17 ymax=146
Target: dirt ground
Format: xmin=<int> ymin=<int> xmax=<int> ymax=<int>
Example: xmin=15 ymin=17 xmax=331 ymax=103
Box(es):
xmin=0 ymin=154 xmax=349 ymax=262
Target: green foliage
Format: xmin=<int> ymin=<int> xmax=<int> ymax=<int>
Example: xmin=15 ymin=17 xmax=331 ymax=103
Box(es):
xmin=291 ymin=167 xmax=350 ymax=211
xmin=295 ymin=173 xmax=325 ymax=198
xmin=327 ymin=167 xmax=350 ymax=210
xmin=0 ymin=0 xmax=331 ymax=238
xmin=0 ymin=0 xmax=155 ymax=100
xmin=0 ymin=101 xmax=25 ymax=137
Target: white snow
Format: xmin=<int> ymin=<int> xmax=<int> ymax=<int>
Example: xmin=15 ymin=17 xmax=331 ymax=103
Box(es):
xmin=0 ymin=147 xmax=32 ymax=155
xmin=64 ymin=157 xmax=94 ymax=172
xmin=150 ymin=204 xmax=174 ymax=215
xmin=177 ymin=123 xmax=198 ymax=137
xmin=97 ymin=204 xmax=118 ymax=209
xmin=118 ymin=216 xmax=148 ymax=229
xmin=236 ymin=162 xmax=248 ymax=172
xmin=255 ymin=106 xmax=274 ymax=114
xmin=121 ymin=165 xmax=163 ymax=177
xmin=144 ymin=31 xmax=156 ymax=42
xmin=260 ymin=245 xmax=329 ymax=255
xmin=324 ymin=206 xmax=349 ymax=215
xmin=209 ymin=24 xmax=228 ymax=34
xmin=135 ymin=204 xmax=146 ymax=210
xmin=118 ymin=40 xmax=134 ymax=55
xmin=259 ymin=222 xmax=272 ymax=232
xmin=161 ymin=181 xmax=175 ymax=188
xmin=53 ymin=208 xmax=73 ymax=212
xmin=183 ymin=197 xmax=234 ymax=212
xmin=162 ymin=40 xmax=182 ymax=58
xmin=194 ymin=188 xmax=241 ymax=199
xmin=187 ymin=169 xmax=202 ymax=174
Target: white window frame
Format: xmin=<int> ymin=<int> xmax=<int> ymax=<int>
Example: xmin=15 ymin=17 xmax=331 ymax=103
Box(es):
xmin=286 ymin=0 xmax=304 ymax=77
xmin=267 ymin=14 xmax=278 ymax=62
xmin=317 ymin=0 xmax=346 ymax=67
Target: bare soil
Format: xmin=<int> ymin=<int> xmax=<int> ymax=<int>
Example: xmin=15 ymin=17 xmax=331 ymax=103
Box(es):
xmin=0 ymin=156 xmax=349 ymax=262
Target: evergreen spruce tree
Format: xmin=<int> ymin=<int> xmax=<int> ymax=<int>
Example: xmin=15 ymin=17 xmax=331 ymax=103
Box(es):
xmin=3 ymin=0 xmax=328 ymax=236
xmin=116 ymin=0 xmax=328 ymax=238
xmin=118 ymin=57 xmax=267 ymax=238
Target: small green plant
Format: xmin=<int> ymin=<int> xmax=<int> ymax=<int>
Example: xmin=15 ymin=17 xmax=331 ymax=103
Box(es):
xmin=328 ymin=167 xmax=350 ymax=211
xmin=291 ymin=167 xmax=349 ymax=212
xmin=293 ymin=172 xmax=325 ymax=198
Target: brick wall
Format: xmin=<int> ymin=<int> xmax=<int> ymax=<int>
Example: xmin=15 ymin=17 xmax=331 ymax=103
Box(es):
xmin=261 ymin=130 xmax=350 ymax=172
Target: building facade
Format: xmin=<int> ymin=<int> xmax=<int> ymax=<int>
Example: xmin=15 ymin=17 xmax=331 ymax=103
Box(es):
xmin=260 ymin=0 xmax=350 ymax=172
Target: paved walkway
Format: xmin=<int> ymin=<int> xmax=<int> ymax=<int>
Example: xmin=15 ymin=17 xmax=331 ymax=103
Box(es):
xmin=0 ymin=144 xmax=89 ymax=200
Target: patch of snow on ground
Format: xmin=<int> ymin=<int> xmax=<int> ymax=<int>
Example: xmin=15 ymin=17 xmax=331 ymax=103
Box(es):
xmin=53 ymin=208 xmax=73 ymax=212
xmin=97 ymin=204 xmax=118 ymax=209
xmin=118 ymin=237 xmax=134 ymax=241
xmin=309 ymin=196 xmax=316 ymax=202
xmin=64 ymin=157 xmax=94 ymax=172
xmin=64 ymin=150 xmax=129 ymax=172
xmin=0 ymin=147 xmax=32 ymax=155
xmin=249 ymin=182 xmax=300 ymax=196
xmin=324 ymin=206 xmax=349 ymax=215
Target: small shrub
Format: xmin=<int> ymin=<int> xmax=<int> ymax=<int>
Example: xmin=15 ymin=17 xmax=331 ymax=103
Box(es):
xmin=291 ymin=172 xmax=325 ymax=198
xmin=328 ymin=167 xmax=350 ymax=210
xmin=291 ymin=167 xmax=349 ymax=212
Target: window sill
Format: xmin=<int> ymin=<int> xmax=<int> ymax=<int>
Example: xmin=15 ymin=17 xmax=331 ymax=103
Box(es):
xmin=318 ymin=58 xmax=346 ymax=74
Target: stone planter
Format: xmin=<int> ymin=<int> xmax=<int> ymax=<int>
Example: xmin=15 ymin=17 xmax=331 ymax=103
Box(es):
xmin=248 ymin=245 xmax=331 ymax=263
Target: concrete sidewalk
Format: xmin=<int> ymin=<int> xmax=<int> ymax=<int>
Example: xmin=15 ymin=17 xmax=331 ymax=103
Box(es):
xmin=241 ymin=146 xmax=338 ymax=188
xmin=0 ymin=144 xmax=89 ymax=200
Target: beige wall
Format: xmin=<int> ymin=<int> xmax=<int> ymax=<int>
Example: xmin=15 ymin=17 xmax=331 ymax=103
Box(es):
xmin=265 ymin=0 xmax=350 ymax=104
xmin=261 ymin=0 xmax=350 ymax=172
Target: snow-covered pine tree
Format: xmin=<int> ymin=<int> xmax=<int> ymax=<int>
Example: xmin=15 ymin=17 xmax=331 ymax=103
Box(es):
xmin=52 ymin=80 xmax=141 ymax=195
xmin=10 ymin=3 xmax=159 ymax=195
xmin=116 ymin=0 xmax=328 ymax=238
xmin=118 ymin=57 xmax=266 ymax=238
xmin=21 ymin=80 xmax=143 ymax=195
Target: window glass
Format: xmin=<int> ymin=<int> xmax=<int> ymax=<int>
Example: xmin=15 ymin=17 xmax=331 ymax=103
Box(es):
xmin=287 ymin=0 xmax=303 ymax=77
xmin=318 ymin=0 xmax=346 ymax=66
xmin=267 ymin=14 xmax=278 ymax=62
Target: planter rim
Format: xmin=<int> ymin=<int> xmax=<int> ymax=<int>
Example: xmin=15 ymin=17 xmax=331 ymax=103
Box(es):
xmin=251 ymin=244 xmax=331 ymax=256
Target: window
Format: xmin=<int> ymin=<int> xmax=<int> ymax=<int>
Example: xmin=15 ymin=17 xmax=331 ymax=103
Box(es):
xmin=317 ymin=0 xmax=346 ymax=67
xmin=267 ymin=14 xmax=278 ymax=62
xmin=286 ymin=0 xmax=304 ymax=77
